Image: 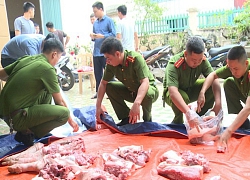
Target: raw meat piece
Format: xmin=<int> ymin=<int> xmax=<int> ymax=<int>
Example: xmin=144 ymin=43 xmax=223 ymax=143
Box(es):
xmin=181 ymin=150 xmax=210 ymax=173
xmin=42 ymin=137 xmax=85 ymax=155
xmin=157 ymin=162 xmax=203 ymax=180
xmin=39 ymin=155 xmax=78 ymax=180
xmin=2 ymin=142 xmax=45 ymax=166
xmin=8 ymin=157 xmax=46 ymax=174
xmin=7 ymin=152 xmax=97 ymax=176
xmin=102 ymin=153 xmax=135 ymax=180
xmin=157 ymin=150 xmax=210 ymax=180
xmin=114 ymin=145 xmax=151 ymax=168
xmin=188 ymin=127 xmax=217 ymax=140
xmin=210 ymin=175 xmax=221 ymax=180
xmin=159 ymin=150 xmax=184 ymax=164
xmin=2 ymin=137 xmax=86 ymax=167
xmin=217 ymin=146 xmax=226 ymax=153
xmin=4 ymin=136 xmax=96 ymax=180
xmin=75 ymin=168 xmax=119 ymax=180
xmin=73 ymin=152 xmax=96 ymax=167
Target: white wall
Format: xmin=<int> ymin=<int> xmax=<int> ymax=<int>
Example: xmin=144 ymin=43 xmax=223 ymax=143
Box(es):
xmin=60 ymin=0 xmax=130 ymax=47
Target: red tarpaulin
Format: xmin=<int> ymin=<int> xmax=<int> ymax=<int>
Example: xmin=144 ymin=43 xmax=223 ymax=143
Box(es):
xmin=0 ymin=129 xmax=250 ymax=180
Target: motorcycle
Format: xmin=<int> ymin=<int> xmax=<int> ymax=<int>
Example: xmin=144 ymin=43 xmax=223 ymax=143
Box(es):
xmin=55 ymin=56 xmax=76 ymax=91
xmin=142 ymin=45 xmax=174 ymax=83
xmin=205 ymin=43 xmax=239 ymax=70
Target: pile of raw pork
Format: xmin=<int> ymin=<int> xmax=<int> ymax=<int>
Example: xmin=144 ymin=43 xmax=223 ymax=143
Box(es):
xmin=1 ymin=136 xmax=212 ymax=180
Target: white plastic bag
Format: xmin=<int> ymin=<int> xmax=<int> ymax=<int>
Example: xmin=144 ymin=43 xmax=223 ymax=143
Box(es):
xmin=184 ymin=108 xmax=223 ymax=145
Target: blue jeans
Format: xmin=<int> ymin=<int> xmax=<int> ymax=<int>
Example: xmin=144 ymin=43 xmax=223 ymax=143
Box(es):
xmin=1 ymin=56 xmax=16 ymax=67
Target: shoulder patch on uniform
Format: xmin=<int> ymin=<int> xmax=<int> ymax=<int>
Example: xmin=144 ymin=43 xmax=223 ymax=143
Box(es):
xmin=127 ymin=56 xmax=135 ymax=63
xmin=174 ymin=57 xmax=185 ymax=68
xmin=125 ymin=56 xmax=135 ymax=67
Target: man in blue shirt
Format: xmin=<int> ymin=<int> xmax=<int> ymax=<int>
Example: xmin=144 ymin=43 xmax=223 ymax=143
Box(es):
xmin=1 ymin=34 xmax=45 ymax=67
xmin=90 ymin=1 xmax=116 ymax=99
xmin=14 ymin=2 xmax=36 ymax=36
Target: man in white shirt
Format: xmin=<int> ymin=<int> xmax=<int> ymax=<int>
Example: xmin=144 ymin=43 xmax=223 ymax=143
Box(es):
xmin=90 ymin=13 xmax=96 ymax=54
xmin=116 ymin=5 xmax=139 ymax=51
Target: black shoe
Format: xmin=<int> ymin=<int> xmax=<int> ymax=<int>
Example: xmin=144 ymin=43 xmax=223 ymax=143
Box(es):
xmin=116 ymin=117 xmax=129 ymax=126
xmin=14 ymin=131 xmax=34 ymax=146
xmin=91 ymin=94 xmax=97 ymax=99
xmin=143 ymin=117 xmax=152 ymax=122
xmin=239 ymin=119 xmax=250 ymax=129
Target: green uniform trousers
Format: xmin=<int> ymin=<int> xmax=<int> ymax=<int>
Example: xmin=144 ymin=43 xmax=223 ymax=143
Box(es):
xmin=224 ymin=77 xmax=246 ymax=113
xmin=8 ymin=90 xmax=69 ymax=138
xmin=164 ymin=79 xmax=214 ymax=124
xmin=106 ymin=81 xmax=159 ymax=121
xmin=223 ymin=77 xmax=250 ymax=128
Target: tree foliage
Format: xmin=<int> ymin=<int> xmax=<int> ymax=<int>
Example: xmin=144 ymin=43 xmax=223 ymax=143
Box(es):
xmin=134 ymin=0 xmax=164 ymax=50
xmin=233 ymin=0 xmax=250 ymax=42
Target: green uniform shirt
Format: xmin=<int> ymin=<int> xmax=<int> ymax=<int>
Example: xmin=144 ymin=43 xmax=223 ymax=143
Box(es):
xmin=164 ymin=51 xmax=213 ymax=91
xmin=103 ymin=50 xmax=156 ymax=92
xmin=216 ymin=60 xmax=250 ymax=98
xmin=0 ymin=54 xmax=60 ymax=117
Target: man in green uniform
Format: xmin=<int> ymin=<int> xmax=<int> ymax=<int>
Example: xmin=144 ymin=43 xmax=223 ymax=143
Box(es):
xmin=197 ymin=46 xmax=250 ymax=148
xmin=163 ymin=36 xmax=221 ymax=126
xmin=0 ymin=38 xmax=79 ymax=146
xmin=96 ymin=37 xmax=159 ymax=126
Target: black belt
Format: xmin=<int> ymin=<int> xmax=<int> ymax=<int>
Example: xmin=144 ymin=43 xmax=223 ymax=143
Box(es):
xmin=2 ymin=109 xmax=26 ymax=120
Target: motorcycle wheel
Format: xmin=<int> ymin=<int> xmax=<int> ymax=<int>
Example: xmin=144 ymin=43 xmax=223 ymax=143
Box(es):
xmin=156 ymin=77 xmax=164 ymax=83
xmin=60 ymin=66 xmax=75 ymax=91
xmin=152 ymin=59 xmax=169 ymax=83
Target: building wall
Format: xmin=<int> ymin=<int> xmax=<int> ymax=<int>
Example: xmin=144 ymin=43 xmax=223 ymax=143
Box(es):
xmin=0 ymin=0 xmax=10 ymax=54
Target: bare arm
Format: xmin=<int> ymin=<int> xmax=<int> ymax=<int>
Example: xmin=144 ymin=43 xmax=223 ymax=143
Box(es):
xmin=135 ymin=78 xmax=149 ymax=105
xmin=220 ymin=96 xmax=250 ymax=147
xmin=96 ymin=79 xmax=108 ymax=122
xmin=15 ymin=30 xmax=21 ymax=36
xmin=168 ymin=86 xmax=190 ymax=113
xmin=211 ymin=79 xmax=222 ymax=114
xmin=0 ymin=68 xmax=8 ymax=81
xmin=129 ymin=78 xmax=149 ymax=124
xmin=52 ymin=92 xmax=79 ymax=132
xmin=116 ymin=33 xmax=122 ymax=40
xmin=134 ymin=32 xmax=139 ymax=51
xmin=65 ymin=35 xmax=70 ymax=47
xmin=197 ymin=71 xmax=219 ymax=112
xmin=52 ymin=92 xmax=67 ymax=106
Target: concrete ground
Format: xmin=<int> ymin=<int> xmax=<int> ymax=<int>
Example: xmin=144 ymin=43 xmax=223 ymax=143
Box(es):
xmin=0 ymin=77 xmax=236 ymax=135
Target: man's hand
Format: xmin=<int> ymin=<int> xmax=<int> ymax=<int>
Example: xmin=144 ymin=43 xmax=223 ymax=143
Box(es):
xmin=96 ymin=106 xmax=105 ymax=123
xmin=68 ymin=117 xmax=79 ymax=132
xmin=218 ymin=129 xmax=232 ymax=151
xmin=185 ymin=109 xmax=203 ymax=132
xmin=93 ymin=33 xmax=104 ymax=39
xmin=129 ymin=102 xmax=140 ymax=124
xmin=197 ymin=93 xmax=205 ymax=113
xmin=90 ymin=33 xmax=95 ymax=39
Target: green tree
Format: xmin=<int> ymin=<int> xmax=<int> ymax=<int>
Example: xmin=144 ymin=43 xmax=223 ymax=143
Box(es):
xmin=134 ymin=0 xmax=164 ymax=50
xmin=233 ymin=0 xmax=250 ymax=43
